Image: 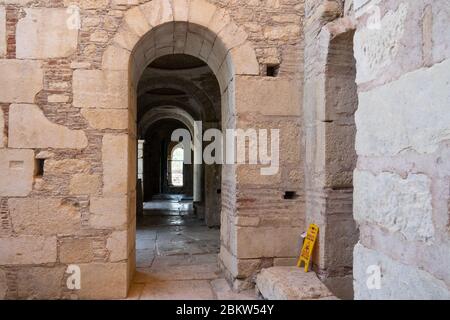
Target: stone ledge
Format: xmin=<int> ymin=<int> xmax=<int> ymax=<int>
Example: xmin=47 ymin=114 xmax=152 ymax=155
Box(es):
xmin=256 ymin=267 xmax=337 ymax=300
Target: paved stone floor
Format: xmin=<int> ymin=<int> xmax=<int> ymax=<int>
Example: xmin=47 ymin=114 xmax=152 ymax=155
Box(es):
xmin=127 ymin=200 xmax=259 ymax=300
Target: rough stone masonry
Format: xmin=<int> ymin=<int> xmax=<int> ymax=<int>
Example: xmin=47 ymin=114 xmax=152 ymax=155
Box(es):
xmin=0 ymin=0 xmax=448 ymax=300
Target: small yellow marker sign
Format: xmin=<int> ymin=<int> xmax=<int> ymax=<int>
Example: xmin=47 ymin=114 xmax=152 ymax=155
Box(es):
xmin=297 ymin=224 xmax=319 ymax=272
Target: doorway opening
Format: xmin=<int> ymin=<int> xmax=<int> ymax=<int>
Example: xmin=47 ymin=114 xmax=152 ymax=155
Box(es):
xmin=134 ymin=54 xmax=224 ymax=295
xmin=316 ymin=27 xmax=359 ymax=299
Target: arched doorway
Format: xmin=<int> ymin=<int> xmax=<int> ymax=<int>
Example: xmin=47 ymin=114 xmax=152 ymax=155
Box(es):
xmin=98 ymin=0 xmax=262 ymax=296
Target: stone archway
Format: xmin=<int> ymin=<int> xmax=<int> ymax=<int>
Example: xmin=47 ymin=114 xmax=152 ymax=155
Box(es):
xmin=95 ymin=0 xmax=259 ymax=296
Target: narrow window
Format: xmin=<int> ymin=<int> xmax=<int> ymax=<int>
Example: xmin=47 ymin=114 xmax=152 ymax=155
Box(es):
xmin=169 ymin=145 xmax=184 ymax=187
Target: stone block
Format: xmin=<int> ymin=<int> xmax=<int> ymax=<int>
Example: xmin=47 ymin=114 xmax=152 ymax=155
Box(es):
xmin=184 ymin=32 xmax=203 ymax=57
xmin=9 ymin=198 xmax=82 ymax=236
xmin=8 ymin=104 xmax=88 ymax=149
xmin=17 ymin=266 xmax=65 ymax=299
xmin=273 ymin=257 xmax=297 ymax=266
xmin=235 ymin=216 xmax=260 ymax=227
xmin=63 ymin=0 xmax=109 ymax=9
xmin=0 ymin=60 xmax=43 ymax=103
xmin=2 ymin=0 xmax=33 ymax=4
xmin=126 ymin=284 xmax=144 ymax=300
xmin=199 ymin=39 xmax=213 ymax=60
xmin=235 ymin=77 xmax=301 ymax=116
xmin=322 ymin=274 xmax=354 ymax=300
xmin=113 ymin=25 xmax=140 ymax=51
xmin=0 ymin=149 xmax=34 ymax=197
xmin=210 ymin=278 xmax=258 ymax=300
xmin=432 ymin=2 xmax=450 ymax=62
xmin=73 ymin=70 xmax=128 ymax=109
xmin=189 ymin=0 xmax=216 ymax=27
xmin=354 ymin=170 xmax=434 ymax=243
xmin=229 ymin=42 xmax=259 ymax=76
xmin=59 ymin=238 xmax=94 ymax=264
xmin=16 ymin=8 xmax=78 ymax=59
xmin=264 ymin=25 xmax=299 ymax=41
xmin=229 ymin=256 xmax=266 ymax=280
xmin=69 ymin=174 xmax=101 ymax=195
xmin=208 ymin=8 xmax=231 ymax=36
xmin=217 ymin=21 xmax=247 ymax=52
xmin=356 ymin=58 xmax=450 ymax=156
xmin=81 ymin=109 xmax=128 ymax=130
xmin=325 ymin=122 xmax=356 ymax=188
xmin=112 ymin=0 xmax=139 ymax=5
xmin=102 ymin=45 xmax=130 ymax=71
xmin=256 ymin=267 xmax=336 ymax=300
xmin=77 ymin=263 xmax=128 ymax=299
xmin=44 ymin=159 xmax=90 ymax=175
xmin=171 ymin=0 xmax=189 ymax=21
xmin=47 ymin=94 xmax=70 ymax=103
xmin=102 ymin=134 xmax=128 ymax=195
xmin=353 ymin=0 xmax=374 ymax=13
xmin=236 ymin=165 xmax=281 ymax=186
xmin=0 ymin=236 xmax=57 ymax=265
xmin=0 ymin=108 xmax=4 ymax=147
xmin=139 ymin=280 xmax=214 ymax=300
xmin=90 ymin=197 xmax=128 ymax=229
xmin=354 ymin=243 xmax=450 ymax=300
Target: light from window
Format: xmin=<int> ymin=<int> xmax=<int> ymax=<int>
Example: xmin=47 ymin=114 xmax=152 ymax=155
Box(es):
xmin=170 ymin=145 xmax=184 ymax=187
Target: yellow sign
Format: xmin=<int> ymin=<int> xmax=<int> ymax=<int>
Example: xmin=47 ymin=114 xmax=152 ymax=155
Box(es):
xmin=297 ymin=224 xmax=319 ymax=272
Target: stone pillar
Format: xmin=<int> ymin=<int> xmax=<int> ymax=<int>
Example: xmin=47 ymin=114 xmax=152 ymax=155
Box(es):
xmin=219 ymin=76 xmax=305 ymax=290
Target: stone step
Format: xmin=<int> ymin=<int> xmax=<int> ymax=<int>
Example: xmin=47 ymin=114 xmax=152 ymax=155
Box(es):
xmin=256 ymin=267 xmax=338 ymax=300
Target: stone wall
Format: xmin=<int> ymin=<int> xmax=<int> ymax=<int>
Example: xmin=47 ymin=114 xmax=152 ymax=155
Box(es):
xmin=302 ymin=0 xmax=357 ymax=299
xmin=0 ymin=0 xmax=305 ymax=298
xmin=352 ymin=0 xmax=450 ymax=299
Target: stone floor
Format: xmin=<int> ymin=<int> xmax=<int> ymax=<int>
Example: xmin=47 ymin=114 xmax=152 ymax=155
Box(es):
xmin=127 ymin=199 xmax=259 ymax=300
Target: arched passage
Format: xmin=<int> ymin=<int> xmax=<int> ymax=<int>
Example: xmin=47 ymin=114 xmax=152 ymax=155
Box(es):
xmin=98 ymin=0 xmax=262 ymax=295
xmin=134 ymin=52 xmax=223 ymax=291
xmin=303 ymin=17 xmax=359 ymax=299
